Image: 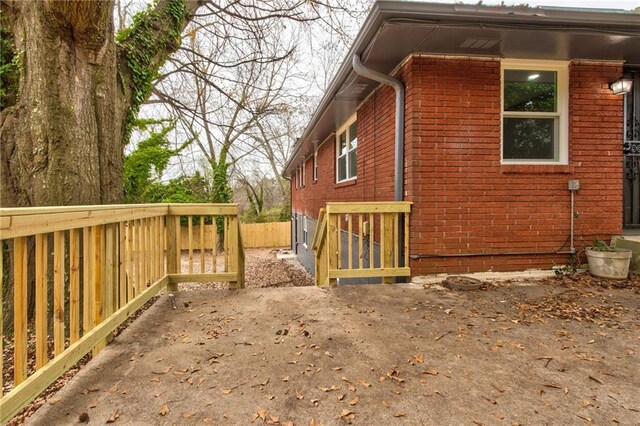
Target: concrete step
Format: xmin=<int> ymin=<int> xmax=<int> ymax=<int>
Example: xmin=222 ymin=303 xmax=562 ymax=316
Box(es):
xmin=611 ymin=235 xmax=640 ymax=271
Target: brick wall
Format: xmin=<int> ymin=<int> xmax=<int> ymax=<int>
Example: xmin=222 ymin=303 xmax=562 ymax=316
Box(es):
xmin=291 ymin=78 xmax=401 ymax=218
xmin=406 ymin=56 xmax=623 ymax=274
xmin=292 ymin=55 xmax=624 ymax=275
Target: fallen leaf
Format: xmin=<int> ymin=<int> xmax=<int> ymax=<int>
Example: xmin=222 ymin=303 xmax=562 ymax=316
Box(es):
xmin=159 ymin=405 xmax=170 ymax=416
xmin=482 ymin=396 xmax=497 ymax=405
xmin=108 ymin=385 xmax=119 ymax=393
xmin=349 ymin=397 xmax=359 ymax=406
xmin=252 ymin=408 xmax=267 ymax=423
xmin=266 ymin=414 xmax=280 ymax=425
xmin=296 ymin=390 xmax=304 ymax=400
xmin=89 ymin=400 xmax=98 ymax=409
xmin=423 ymin=369 xmax=438 ymax=376
xmin=79 ymin=412 xmax=90 ymax=423
xmin=106 ymin=409 xmax=120 ymax=423
xmin=414 ymin=354 xmax=425 ymax=363
xmin=221 ymin=389 xmax=232 ymax=395
xmin=339 ymin=409 xmax=355 ymax=420
xmin=357 ymin=379 xmax=371 ymax=387
xmin=393 ymin=413 xmax=407 ymax=418
xmin=492 ymin=384 xmax=505 ymax=393
xmin=325 ymin=351 xmax=334 ymax=358
xmin=182 ymin=412 xmax=194 ymax=419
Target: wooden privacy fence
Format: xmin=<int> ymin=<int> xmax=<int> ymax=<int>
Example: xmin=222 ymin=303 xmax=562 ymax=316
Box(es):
xmin=0 ymin=203 xmax=244 ymax=423
xmin=312 ymin=202 xmax=412 ymax=286
xmin=240 ymin=222 xmax=291 ymax=248
xmin=179 ymin=221 xmax=291 ymax=249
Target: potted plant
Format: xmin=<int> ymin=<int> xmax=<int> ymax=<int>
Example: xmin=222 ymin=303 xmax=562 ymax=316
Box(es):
xmin=585 ymin=240 xmax=632 ymax=279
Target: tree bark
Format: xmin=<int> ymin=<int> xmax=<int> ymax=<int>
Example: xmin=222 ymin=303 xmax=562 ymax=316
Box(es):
xmin=0 ymin=0 xmax=204 ymax=207
xmin=0 ymin=0 xmax=204 ymax=332
xmin=1 ymin=0 xmax=120 ymax=206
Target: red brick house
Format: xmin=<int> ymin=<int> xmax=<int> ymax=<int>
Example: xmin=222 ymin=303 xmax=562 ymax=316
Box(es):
xmin=284 ymin=1 xmax=640 ymax=280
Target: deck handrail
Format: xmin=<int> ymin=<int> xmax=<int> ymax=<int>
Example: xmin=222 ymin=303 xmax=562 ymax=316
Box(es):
xmin=0 ymin=203 xmax=245 ymax=423
xmin=312 ymin=202 xmax=411 ymax=286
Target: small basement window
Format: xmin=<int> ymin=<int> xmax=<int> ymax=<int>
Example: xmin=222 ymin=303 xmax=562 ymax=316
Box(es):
xmin=336 ymin=115 xmax=357 ymax=182
xmin=302 ymin=216 xmax=308 ymax=248
xmin=501 ymin=60 xmax=568 ymax=164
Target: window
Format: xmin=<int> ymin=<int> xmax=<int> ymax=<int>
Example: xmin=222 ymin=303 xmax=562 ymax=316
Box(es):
xmin=302 ymin=160 xmax=306 ymax=187
xmin=336 ymin=115 xmax=357 ymax=182
xmin=302 ymin=216 xmax=308 ymax=248
xmin=501 ymin=60 xmax=568 ymax=164
xmin=313 ymin=150 xmax=318 ymax=181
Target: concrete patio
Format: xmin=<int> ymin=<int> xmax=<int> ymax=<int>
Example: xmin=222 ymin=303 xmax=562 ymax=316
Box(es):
xmin=27 ymin=282 xmax=640 ymax=425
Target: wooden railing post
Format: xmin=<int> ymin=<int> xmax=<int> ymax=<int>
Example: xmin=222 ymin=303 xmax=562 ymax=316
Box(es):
xmin=166 ymin=215 xmax=178 ymax=292
xmin=382 ymin=213 xmax=394 ymax=284
xmin=237 ymin=221 xmax=245 ymax=289
xmin=327 ymin=212 xmax=338 ymax=287
xmin=228 ymin=215 xmax=239 ymax=288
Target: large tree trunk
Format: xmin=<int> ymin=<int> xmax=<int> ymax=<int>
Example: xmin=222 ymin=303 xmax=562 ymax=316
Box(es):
xmin=0 ymin=0 xmax=204 ymax=207
xmin=0 ymin=0 xmax=204 ymax=332
xmin=1 ymin=0 xmax=123 ymax=206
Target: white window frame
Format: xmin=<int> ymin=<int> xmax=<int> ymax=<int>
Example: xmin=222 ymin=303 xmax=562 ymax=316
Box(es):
xmin=302 ymin=216 xmax=308 ymax=248
xmin=336 ymin=114 xmax=358 ymax=183
xmin=302 ymin=160 xmax=306 ymax=187
xmin=500 ymin=59 xmax=569 ymax=165
xmin=313 ymin=149 xmax=318 ymax=182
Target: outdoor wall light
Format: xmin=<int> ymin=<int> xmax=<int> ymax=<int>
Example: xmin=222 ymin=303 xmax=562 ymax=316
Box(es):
xmin=610 ymin=78 xmax=633 ymax=95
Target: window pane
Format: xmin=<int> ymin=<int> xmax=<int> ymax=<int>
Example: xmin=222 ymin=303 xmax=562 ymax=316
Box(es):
xmin=504 ymin=70 xmax=556 ymax=112
xmin=339 ymin=132 xmax=347 ymax=156
xmin=503 ymin=117 xmax=557 ymax=160
xmin=349 ymin=123 xmax=357 ymax=150
xmin=349 ymin=151 xmax=357 ymax=178
xmin=338 ymin=155 xmax=347 ymax=181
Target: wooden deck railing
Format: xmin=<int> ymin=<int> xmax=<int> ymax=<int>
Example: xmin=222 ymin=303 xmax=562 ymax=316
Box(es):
xmin=312 ymin=202 xmax=412 ymax=286
xmin=0 ymin=203 xmax=244 ymax=423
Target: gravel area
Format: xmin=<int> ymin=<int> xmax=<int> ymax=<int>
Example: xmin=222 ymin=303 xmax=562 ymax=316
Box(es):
xmin=179 ymin=248 xmax=314 ymax=291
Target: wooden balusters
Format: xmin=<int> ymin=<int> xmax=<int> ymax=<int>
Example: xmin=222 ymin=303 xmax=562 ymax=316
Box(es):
xmin=53 ymin=231 xmax=66 ymax=355
xmin=14 ymin=237 xmax=28 ymax=385
xmin=188 ymin=216 xmax=193 ymax=274
xmin=200 ymin=216 xmax=205 ymax=273
xmin=313 ymin=202 xmax=411 ymax=285
xmin=70 ymin=229 xmax=81 ymax=344
xmin=35 ymin=234 xmax=48 ymax=369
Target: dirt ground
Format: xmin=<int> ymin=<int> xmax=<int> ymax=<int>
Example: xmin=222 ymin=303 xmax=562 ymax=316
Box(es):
xmin=3 ymin=248 xmax=312 ymax=425
xmin=25 ymin=276 xmax=639 ymax=425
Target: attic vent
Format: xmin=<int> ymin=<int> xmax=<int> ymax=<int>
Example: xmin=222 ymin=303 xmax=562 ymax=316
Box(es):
xmin=459 ymin=39 xmax=500 ymax=49
xmin=352 ymin=83 xmax=368 ymax=94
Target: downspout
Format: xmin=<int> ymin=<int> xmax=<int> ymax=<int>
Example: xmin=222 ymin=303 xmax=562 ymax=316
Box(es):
xmin=352 ymin=54 xmax=405 ymax=202
xmin=352 ymin=54 xmax=406 ymax=274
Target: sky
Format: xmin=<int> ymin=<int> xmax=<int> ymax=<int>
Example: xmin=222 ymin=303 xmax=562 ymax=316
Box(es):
xmin=420 ymin=0 xmax=639 ymax=10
